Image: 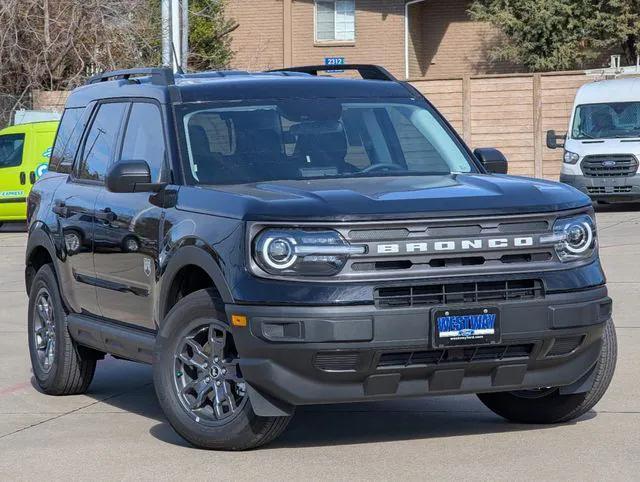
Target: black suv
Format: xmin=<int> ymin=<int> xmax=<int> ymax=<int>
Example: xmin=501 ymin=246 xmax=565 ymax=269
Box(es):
xmin=26 ymin=65 xmax=616 ymax=450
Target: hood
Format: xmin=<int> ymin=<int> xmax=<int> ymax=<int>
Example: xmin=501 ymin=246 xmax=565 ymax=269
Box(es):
xmin=177 ymin=174 xmax=591 ymax=221
xmin=565 ymin=137 xmax=640 ymax=157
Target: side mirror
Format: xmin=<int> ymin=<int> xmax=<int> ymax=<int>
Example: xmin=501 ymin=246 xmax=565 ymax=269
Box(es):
xmin=106 ymin=160 xmax=153 ymax=193
xmin=474 ymin=148 xmax=508 ymax=174
xmin=546 ymin=130 xmax=566 ymax=149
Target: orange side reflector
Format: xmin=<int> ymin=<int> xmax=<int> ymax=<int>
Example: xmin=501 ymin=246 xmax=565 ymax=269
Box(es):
xmin=231 ymin=314 xmax=248 ymax=327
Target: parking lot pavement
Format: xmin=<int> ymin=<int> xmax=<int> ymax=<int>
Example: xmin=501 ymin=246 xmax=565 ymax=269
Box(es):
xmin=0 ymin=209 xmax=639 ymax=481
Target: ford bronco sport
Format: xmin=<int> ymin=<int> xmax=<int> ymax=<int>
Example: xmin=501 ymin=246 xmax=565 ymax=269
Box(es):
xmin=26 ymin=65 xmax=616 ymax=450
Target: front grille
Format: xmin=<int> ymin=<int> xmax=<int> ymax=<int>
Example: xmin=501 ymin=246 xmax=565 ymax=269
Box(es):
xmin=378 ymin=344 xmax=534 ymax=368
xmin=548 ymin=336 xmax=584 ymax=356
xmin=348 ymin=228 xmax=409 ymax=241
xmin=587 ymin=186 xmax=632 ymax=194
xmin=253 ymin=212 xmax=568 ymax=281
xmin=314 ymin=352 xmax=360 ymax=372
xmin=375 ymin=279 xmax=544 ymax=309
xmin=581 ymin=154 xmax=639 ymax=177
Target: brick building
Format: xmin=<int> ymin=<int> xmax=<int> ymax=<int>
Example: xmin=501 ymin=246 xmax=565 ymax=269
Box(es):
xmin=227 ymin=0 xmax=519 ymax=79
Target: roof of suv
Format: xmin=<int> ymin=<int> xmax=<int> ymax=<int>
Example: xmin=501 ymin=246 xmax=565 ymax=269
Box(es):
xmin=65 ymin=67 xmax=414 ymax=108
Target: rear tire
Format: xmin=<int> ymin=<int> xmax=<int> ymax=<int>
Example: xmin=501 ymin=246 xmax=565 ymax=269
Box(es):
xmin=153 ymin=289 xmax=292 ymax=450
xmin=478 ymin=318 xmax=617 ymax=424
xmin=28 ymin=264 xmax=97 ymax=395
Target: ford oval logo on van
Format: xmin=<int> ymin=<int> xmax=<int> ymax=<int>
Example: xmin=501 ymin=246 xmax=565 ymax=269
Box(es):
xmin=602 ymin=160 xmax=617 ymax=167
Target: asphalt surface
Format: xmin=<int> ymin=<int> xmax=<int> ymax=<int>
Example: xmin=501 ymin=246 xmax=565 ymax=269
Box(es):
xmin=0 ymin=206 xmax=639 ymax=481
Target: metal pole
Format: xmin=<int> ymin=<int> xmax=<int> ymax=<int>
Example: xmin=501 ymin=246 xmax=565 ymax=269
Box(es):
xmin=161 ymin=0 xmax=172 ymax=67
xmin=181 ymin=0 xmax=189 ymax=71
xmin=171 ymin=0 xmax=182 ymax=72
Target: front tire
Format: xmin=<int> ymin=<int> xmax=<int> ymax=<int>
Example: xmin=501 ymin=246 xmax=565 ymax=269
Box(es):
xmin=153 ymin=289 xmax=292 ymax=450
xmin=478 ymin=318 xmax=617 ymax=424
xmin=28 ymin=264 xmax=97 ymax=395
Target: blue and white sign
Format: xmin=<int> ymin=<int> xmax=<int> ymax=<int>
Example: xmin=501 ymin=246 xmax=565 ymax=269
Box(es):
xmin=35 ymin=163 xmax=49 ymax=179
xmin=324 ymin=56 xmax=345 ymax=73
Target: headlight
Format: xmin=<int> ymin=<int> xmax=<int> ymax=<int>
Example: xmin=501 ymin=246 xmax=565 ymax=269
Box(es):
xmin=542 ymin=214 xmax=597 ymax=262
xmin=253 ymin=229 xmax=365 ymax=276
xmin=563 ymin=150 xmax=580 ymax=164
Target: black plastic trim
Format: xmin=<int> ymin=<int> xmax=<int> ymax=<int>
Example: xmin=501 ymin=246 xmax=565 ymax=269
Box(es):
xmin=67 ymin=314 xmax=155 ymax=364
xmin=269 ymin=64 xmax=397 ymax=81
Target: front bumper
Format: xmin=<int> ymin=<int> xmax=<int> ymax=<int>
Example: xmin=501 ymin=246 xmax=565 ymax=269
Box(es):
xmin=227 ymin=286 xmax=612 ymax=412
xmin=561 ymin=173 xmax=640 ymax=201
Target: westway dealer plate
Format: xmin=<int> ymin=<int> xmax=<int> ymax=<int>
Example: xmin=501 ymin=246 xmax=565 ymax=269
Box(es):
xmin=432 ymin=307 xmax=500 ymax=348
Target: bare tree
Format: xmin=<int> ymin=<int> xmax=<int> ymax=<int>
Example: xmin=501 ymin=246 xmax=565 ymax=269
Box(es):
xmin=0 ymin=0 xmax=157 ymax=124
xmin=0 ymin=0 xmax=236 ymax=126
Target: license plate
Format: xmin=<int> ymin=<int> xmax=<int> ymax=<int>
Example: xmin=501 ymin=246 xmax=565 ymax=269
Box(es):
xmin=433 ymin=307 xmax=500 ymax=348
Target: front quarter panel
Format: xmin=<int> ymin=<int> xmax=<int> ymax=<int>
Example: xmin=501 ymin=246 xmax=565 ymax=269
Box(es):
xmin=158 ymin=204 xmax=245 ymax=322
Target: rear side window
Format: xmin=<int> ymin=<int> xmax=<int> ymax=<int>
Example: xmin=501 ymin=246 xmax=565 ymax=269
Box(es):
xmin=0 ymin=133 xmax=25 ymax=169
xmin=49 ymin=108 xmax=85 ymax=173
xmin=77 ymin=103 xmax=127 ymax=182
xmin=120 ymin=102 xmax=166 ymax=182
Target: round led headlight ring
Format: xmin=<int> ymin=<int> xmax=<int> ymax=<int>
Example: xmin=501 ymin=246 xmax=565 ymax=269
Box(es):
xmin=261 ymin=236 xmax=297 ymax=269
xmin=564 ymin=221 xmax=593 ymax=254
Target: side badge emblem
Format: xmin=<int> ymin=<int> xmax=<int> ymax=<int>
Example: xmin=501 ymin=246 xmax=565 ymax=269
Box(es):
xmin=144 ymin=258 xmax=152 ymax=277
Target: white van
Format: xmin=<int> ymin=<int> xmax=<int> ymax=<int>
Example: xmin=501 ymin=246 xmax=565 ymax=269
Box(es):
xmin=548 ymin=77 xmax=640 ymax=202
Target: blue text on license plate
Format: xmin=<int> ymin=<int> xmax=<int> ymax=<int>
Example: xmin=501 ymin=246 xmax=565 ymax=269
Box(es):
xmin=437 ymin=312 xmax=496 ymax=338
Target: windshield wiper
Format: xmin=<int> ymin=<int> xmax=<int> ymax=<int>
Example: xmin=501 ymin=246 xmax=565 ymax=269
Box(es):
xmin=349 ymin=170 xmax=451 ymax=178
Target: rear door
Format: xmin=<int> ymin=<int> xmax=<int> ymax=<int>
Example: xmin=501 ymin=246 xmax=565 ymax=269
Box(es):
xmin=0 ymin=128 xmax=29 ymax=219
xmin=51 ymin=101 xmax=128 ymax=317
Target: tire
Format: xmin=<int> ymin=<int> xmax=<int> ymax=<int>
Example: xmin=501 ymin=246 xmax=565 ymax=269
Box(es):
xmin=478 ymin=318 xmax=617 ymax=424
xmin=28 ymin=264 xmax=97 ymax=395
xmin=153 ymin=288 xmax=292 ymax=450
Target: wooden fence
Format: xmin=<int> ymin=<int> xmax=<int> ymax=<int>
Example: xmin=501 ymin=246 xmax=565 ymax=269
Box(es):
xmin=33 ymin=70 xmax=591 ymax=180
xmin=411 ymin=71 xmax=591 ymax=179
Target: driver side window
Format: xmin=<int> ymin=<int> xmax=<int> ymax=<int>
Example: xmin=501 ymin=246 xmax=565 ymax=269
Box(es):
xmin=120 ymin=102 xmax=167 ymax=182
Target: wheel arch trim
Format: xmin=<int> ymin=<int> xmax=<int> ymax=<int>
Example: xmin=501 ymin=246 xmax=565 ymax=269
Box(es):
xmin=25 ymin=224 xmax=60 ymax=295
xmin=158 ymin=243 xmax=234 ymax=322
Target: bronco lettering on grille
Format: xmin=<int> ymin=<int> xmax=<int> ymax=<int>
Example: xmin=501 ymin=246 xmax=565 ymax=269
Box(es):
xmin=376 ymin=237 xmax=535 ymax=255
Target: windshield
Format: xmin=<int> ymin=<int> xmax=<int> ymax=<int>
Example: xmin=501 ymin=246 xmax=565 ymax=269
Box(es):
xmin=572 ymin=102 xmax=640 ymax=140
xmin=0 ymin=133 xmax=25 ymax=169
xmin=179 ymin=99 xmax=476 ymax=185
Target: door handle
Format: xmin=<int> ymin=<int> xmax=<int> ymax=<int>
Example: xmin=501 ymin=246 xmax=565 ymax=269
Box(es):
xmin=19 ymin=172 xmax=26 ymax=185
xmin=30 ymin=172 xmax=36 ymax=184
xmin=52 ymin=201 xmax=70 ymax=218
xmin=95 ymin=208 xmax=117 ymax=223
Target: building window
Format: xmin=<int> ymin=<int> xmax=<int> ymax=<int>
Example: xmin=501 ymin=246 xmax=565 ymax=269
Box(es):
xmin=315 ymin=0 xmax=355 ymax=42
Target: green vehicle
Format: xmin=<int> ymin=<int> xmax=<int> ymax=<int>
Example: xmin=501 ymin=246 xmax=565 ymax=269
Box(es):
xmin=0 ymin=121 xmax=58 ymax=225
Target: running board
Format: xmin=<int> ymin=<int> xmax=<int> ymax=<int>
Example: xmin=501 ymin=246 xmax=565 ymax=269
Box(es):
xmin=67 ymin=314 xmax=155 ymax=364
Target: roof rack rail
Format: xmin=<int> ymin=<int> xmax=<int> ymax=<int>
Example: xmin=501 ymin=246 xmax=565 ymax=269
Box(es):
xmin=269 ymin=64 xmax=397 ymax=82
xmin=86 ymin=67 xmax=175 ymax=86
